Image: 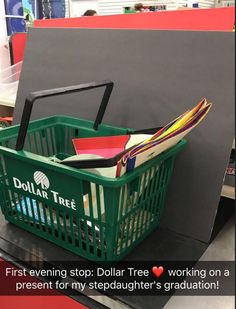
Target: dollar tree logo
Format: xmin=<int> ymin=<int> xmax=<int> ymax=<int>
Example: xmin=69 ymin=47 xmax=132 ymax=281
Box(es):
xmin=33 ymin=171 xmax=50 ymax=189
xmin=12 ymin=171 xmax=76 ymax=210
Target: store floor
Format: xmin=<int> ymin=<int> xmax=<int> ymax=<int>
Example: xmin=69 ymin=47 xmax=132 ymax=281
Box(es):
xmin=164 ymin=215 xmax=235 ymax=309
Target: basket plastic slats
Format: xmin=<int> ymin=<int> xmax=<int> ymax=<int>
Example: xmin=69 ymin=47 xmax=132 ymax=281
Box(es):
xmin=139 ymin=168 xmax=154 ymax=236
xmin=37 ymin=131 xmax=44 ymax=156
xmin=34 ymin=199 xmax=45 ymax=230
xmin=86 ymin=182 xmax=98 ymax=256
xmin=10 ymin=192 xmax=18 ymax=220
xmin=68 ymin=209 xmax=76 ymax=246
xmin=64 ymin=126 xmax=75 ymax=156
xmin=116 ymin=184 xmax=127 ymax=253
xmin=64 ymin=127 xmax=69 ymax=155
xmin=50 ymin=127 xmax=58 ymax=155
xmin=144 ymin=165 xmax=158 ymax=230
xmin=61 ymin=210 xmax=69 ymax=243
xmin=27 ymin=197 xmax=37 ymax=227
xmin=40 ymin=129 xmax=50 ymax=157
xmin=74 ymin=180 xmax=86 ymax=251
xmin=152 ymin=161 xmax=167 ymax=220
xmin=137 ymin=170 xmax=150 ymax=239
xmin=36 ymin=130 xmax=47 ymax=156
xmin=0 ymin=154 xmax=14 ymax=218
xmin=20 ymin=195 xmax=30 ymax=223
xmin=95 ymin=184 xmax=106 ymax=258
xmin=119 ymin=178 xmax=138 ymax=253
xmin=46 ymin=127 xmax=56 ymax=155
xmin=15 ymin=195 xmax=24 ymax=222
xmin=148 ymin=165 xmax=161 ymax=226
xmin=48 ymin=205 xmax=56 ymax=238
xmin=157 ymin=158 xmax=174 ymax=220
xmin=128 ymin=182 xmax=140 ymax=246
xmin=124 ymin=183 xmax=134 ymax=249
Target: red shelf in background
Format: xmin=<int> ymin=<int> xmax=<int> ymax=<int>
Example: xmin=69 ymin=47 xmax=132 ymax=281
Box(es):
xmin=9 ymin=32 xmax=27 ymax=64
xmin=34 ymin=7 xmax=235 ymax=31
xmin=10 ymin=7 xmax=234 ymax=64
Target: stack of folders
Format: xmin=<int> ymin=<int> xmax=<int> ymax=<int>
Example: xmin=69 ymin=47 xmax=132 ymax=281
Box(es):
xmin=63 ymin=98 xmax=212 ymax=178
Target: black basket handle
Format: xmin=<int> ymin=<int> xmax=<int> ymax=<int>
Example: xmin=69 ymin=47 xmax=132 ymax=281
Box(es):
xmin=15 ymin=80 xmax=114 ymax=151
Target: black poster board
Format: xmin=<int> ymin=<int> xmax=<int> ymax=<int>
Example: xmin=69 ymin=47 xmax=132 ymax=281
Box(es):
xmin=14 ymin=28 xmax=234 ymax=243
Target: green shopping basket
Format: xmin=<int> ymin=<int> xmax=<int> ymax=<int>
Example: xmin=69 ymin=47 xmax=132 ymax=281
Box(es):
xmin=0 ymin=80 xmax=186 ymax=262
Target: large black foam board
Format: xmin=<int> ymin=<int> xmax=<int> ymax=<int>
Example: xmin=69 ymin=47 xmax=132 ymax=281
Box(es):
xmin=13 ymin=28 xmax=234 ymax=243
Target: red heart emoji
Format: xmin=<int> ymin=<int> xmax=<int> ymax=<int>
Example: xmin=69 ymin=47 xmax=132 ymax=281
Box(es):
xmin=152 ymin=266 xmax=164 ymax=278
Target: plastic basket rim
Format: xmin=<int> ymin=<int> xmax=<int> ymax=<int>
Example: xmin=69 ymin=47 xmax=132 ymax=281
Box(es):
xmin=0 ymin=115 xmax=187 ymax=186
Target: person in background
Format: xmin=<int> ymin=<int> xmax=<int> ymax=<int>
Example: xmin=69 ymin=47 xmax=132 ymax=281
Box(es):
xmin=134 ymin=3 xmax=145 ymax=12
xmin=83 ymin=9 xmax=97 ymax=16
